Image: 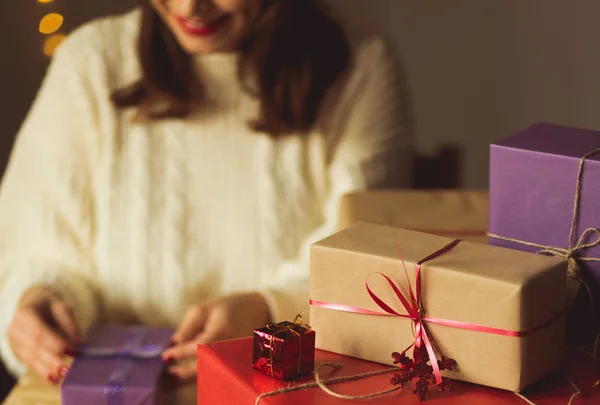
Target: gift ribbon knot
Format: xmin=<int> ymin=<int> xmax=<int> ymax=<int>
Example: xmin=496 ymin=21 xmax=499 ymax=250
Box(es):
xmin=364 ymin=238 xmax=462 ymax=385
xmin=538 ymin=227 xmax=600 ymax=283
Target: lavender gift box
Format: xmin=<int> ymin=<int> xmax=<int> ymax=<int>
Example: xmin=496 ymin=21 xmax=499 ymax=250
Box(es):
xmin=61 ymin=325 xmax=173 ymax=405
xmin=489 ymin=123 xmax=600 ymax=297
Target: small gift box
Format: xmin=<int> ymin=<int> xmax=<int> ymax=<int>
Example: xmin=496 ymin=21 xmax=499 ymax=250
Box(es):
xmin=310 ymin=222 xmax=567 ymax=392
xmin=61 ymin=325 xmax=173 ymax=405
xmin=489 ymin=123 xmax=600 ymax=305
xmin=338 ymin=190 xmax=489 ymax=244
xmin=252 ymin=314 xmax=315 ymax=380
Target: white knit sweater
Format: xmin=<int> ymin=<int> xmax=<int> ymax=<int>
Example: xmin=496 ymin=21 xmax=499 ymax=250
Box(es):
xmin=0 ymin=9 xmax=410 ymax=376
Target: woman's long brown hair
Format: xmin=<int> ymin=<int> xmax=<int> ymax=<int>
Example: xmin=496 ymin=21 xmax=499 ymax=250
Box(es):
xmin=112 ymin=0 xmax=351 ymax=136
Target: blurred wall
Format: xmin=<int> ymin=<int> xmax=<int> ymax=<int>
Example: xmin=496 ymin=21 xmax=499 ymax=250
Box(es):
xmin=2 ymin=1 xmax=600 ymax=187
xmin=330 ymin=0 xmax=600 ymax=187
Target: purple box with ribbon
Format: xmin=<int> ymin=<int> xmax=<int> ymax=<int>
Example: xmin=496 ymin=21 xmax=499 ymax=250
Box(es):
xmin=61 ymin=325 xmax=173 ymax=405
xmin=489 ymin=123 xmax=600 ymax=297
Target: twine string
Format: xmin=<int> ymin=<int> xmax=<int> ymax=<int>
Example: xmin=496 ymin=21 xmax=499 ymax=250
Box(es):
xmin=254 ymin=363 xmax=399 ymax=405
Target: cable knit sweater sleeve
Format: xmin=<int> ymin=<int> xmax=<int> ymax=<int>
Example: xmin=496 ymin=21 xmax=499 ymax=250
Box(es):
xmin=0 ymin=35 xmax=102 ymax=377
xmin=260 ymin=36 xmax=412 ymax=323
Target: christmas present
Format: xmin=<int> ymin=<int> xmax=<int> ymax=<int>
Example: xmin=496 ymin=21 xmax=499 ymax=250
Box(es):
xmin=196 ymin=337 xmax=600 ymax=405
xmin=2 ymin=371 xmax=194 ymax=405
xmin=489 ymin=123 xmax=600 ymax=302
xmin=338 ymin=190 xmax=488 ymax=244
xmin=252 ymin=314 xmax=315 ymax=380
xmin=309 ymin=222 xmax=567 ymax=392
xmin=61 ymin=325 xmax=173 ymax=405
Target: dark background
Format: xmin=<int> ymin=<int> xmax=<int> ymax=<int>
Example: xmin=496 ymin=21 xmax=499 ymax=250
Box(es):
xmin=0 ymin=0 xmax=136 ymax=177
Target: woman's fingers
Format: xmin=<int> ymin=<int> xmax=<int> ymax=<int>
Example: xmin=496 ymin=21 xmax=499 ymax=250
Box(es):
xmin=8 ymin=306 xmax=73 ymax=383
xmin=170 ymin=305 xmax=208 ymax=345
xmin=162 ymin=340 xmax=197 ymax=362
xmin=31 ymin=310 xmax=74 ymax=355
xmin=15 ymin=344 xmax=59 ymax=384
xmin=194 ymin=311 xmax=229 ymax=344
xmin=12 ymin=308 xmax=73 ymax=354
xmin=24 ymin=344 xmax=67 ymax=384
xmin=50 ymin=300 xmax=80 ymax=343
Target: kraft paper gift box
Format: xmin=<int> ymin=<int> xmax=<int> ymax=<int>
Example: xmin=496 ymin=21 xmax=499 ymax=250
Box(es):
xmin=338 ymin=190 xmax=488 ymax=244
xmin=309 ymin=222 xmax=567 ymax=392
xmin=488 ymin=123 xmax=600 ymax=305
xmin=61 ymin=325 xmax=173 ymax=405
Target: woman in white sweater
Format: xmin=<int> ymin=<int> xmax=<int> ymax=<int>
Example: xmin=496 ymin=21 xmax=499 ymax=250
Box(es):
xmin=0 ymin=0 xmax=411 ymax=385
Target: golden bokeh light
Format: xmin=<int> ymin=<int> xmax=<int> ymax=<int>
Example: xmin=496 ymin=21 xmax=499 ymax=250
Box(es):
xmin=39 ymin=13 xmax=64 ymax=35
xmin=38 ymin=0 xmax=54 ymax=3
xmin=43 ymin=34 xmax=67 ymax=57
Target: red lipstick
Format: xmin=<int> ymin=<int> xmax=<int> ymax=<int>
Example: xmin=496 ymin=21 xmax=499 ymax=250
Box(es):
xmin=175 ymin=15 xmax=229 ymax=36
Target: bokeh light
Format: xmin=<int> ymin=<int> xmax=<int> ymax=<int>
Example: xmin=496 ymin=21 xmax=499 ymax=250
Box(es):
xmin=38 ymin=0 xmax=54 ymax=3
xmin=39 ymin=13 xmax=64 ymax=35
xmin=43 ymin=34 xmax=67 ymax=57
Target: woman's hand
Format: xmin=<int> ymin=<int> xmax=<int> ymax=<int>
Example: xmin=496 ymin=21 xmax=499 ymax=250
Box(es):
xmin=162 ymin=292 xmax=271 ymax=381
xmin=7 ymin=286 xmax=80 ymax=384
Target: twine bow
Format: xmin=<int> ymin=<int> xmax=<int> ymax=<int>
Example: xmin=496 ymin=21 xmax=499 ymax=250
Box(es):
xmin=539 ymin=228 xmax=600 ymax=284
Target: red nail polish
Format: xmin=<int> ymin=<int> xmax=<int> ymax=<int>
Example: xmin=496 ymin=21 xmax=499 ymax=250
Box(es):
xmin=48 ymin=374 xmax=58 ymax=385
xmin=64 ymin=348 xmax=77 ymax=357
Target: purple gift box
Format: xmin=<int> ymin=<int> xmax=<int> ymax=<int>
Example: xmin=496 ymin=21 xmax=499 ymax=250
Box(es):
xmin=61 ymin=325 xmax=173 ymax=405
xmin=489 ymin=123 xmax=600 ymax=290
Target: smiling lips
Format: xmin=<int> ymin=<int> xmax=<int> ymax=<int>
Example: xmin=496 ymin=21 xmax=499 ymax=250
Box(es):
xmin=175 ymin=15 xmax=229 ymax=36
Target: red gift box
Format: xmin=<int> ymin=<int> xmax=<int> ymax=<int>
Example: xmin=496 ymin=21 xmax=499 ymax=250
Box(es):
xmin=197 ymin=337 xmax=600 ymax=405
xmin=252 ymin=319 xmax=315 ymax=380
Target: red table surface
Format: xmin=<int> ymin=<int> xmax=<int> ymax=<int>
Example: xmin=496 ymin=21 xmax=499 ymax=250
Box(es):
xmin=197 ymin=337 xmax=600 ymax=405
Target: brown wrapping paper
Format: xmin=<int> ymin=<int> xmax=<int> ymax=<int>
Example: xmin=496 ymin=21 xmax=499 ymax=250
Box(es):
xmin=309 ymin=222 xmax=567 ymax=392
xmin=338 ymin=190 xmax=489 ymax=244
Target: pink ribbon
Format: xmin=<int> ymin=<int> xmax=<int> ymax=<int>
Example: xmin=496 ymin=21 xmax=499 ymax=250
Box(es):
xmin=412 ymin=228 xmax=488 ymax=237
xmin=310 ymin=238 xmax=566 ymax=386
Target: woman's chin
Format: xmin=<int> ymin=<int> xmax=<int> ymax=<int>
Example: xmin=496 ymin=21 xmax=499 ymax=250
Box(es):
xmin=171 ymin=33 xmax=223 ymax=54
xmin=181 ymin=41 xmax=222 ymax=55
xmin=172 ymin=29 xmax=236 ymax=55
